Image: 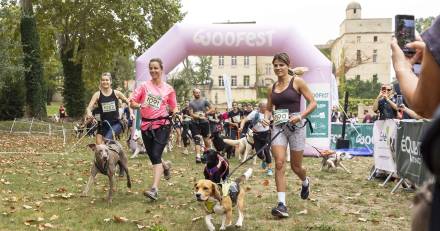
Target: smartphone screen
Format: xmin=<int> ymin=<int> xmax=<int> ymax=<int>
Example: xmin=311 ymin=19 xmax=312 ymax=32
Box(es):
xmin=395 ymin=15 xmax=415 ymax=56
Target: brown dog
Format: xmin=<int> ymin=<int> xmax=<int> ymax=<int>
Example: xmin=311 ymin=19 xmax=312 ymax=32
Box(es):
xmin=82 ymin=141 xmax=131 ymax=204
xmin=194 ymin=168 xmax=252 ymax=231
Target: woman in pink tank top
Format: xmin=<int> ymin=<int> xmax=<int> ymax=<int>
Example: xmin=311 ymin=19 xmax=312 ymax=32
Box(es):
xmin=130 ymin=58 xmax=177 ymax=201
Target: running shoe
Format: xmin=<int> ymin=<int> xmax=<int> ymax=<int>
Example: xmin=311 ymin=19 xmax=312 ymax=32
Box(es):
xmin=267 ymin=168 xmax=273 ymax=176
xmin=261 ymin=161 xmax=267 ymax=170
xmin=271 ymin=202 xmax=289 ymax=218
xmin=300 ymin=177 xmax=310 ymax=200
xmin=196 ymin=156 xmax=202 ymax=164
xmin=144 ymin=188 xmax=158 ymax=201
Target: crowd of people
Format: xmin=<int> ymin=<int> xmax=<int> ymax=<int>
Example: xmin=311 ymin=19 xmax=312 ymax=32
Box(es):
xmin=73 ymin=15 xmax=440 ymax=227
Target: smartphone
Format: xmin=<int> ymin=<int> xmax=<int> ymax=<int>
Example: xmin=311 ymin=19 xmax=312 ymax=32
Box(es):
xmin=396 ymin=95 xmax=403 ymax=106
xmin=395 ymin=15 xmax=416 ymax=57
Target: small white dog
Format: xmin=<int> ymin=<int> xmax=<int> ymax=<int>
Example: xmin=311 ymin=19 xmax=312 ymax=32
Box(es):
xmin=129 ymin=130 xmax=146 ymax=159
xmin=223 ymin=130 xmax=256 ymax=164
xmin=320 ymin=151 xmax=351 ymax=174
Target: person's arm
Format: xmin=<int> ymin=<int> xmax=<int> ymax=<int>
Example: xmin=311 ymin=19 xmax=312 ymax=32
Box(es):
xmin=188 ymin=106 xmax=200 ymax=120
xmin=168 ymin=89 xmax=179 ymax=115
xmin=385 ymin=95 xmax=399 ymax=111
xmin=372 ymin=93 xmax=382 ymax=112
xmin=205 ymin=101 xmax=215 ymax=114
xmin=402 ymin=105 xmax=424 ymax=119
xmin=86 ymin=92 xmax=100 ymax=118
xmin=392 ymin=39 xmax=440 ymax=118
xmin=129 ymin=85 xmax=145 ymax=110
xmin=115 ymin=90 xmax=135 ymax=120
xmin=239 ymin=114 xmax=250 ymax=132
xmin=262 ymin=86 xmax=273 ymax=127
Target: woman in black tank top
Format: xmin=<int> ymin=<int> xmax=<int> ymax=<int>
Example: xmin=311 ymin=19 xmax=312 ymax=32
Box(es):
xmin=262 ymin=53 xmax=317 ymax=218
xmin=86 ymin=72 xmax=133 ymax=145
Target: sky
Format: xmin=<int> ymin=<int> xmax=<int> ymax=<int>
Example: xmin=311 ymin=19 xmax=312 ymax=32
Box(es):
xmin=180 ymin=0 xmax=438 ymax=45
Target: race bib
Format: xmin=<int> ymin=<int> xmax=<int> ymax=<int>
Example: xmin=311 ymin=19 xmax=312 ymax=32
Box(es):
xmin=273 ymin=109 xmax=289 ymax=125
xmin=94 ymin=114 xmax=101 ymax=122
xmin=144 ymin=93 xmax=162 ymax=109
xmin=101 ymin=101 xmax=116 ymax=113
xmin=232 ymin=115 xmax=241 ymax=123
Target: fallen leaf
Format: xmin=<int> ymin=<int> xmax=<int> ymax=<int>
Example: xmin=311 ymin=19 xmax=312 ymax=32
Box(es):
xmin=137 ymin=224 xmax=146 ymax=229
xmin=23 ymin=205 xmax=33 ymax=209
xmin=296 ymin=209 xmax=308 ymax=215
xmin=49 ymin=215 xmax=59 ymax=221
xmin=104 ymin=218 xmax=111 ymax=222
xmin=262 ymin=179 xmax=269 ymax=187
xmin=35 ymin=201 xmax=43 ymax=207
xmin=192 ymin=216 xmax=203 ymax=222
xmin=358 ymin=218 xmax=367 ymax=222
xmin=113 ymin=216 xmax=128 ymax=223
xmin=37 ymin=217 xmax=45 ymax=222
xmin=43 ymin=223 xmax=54 ymax=228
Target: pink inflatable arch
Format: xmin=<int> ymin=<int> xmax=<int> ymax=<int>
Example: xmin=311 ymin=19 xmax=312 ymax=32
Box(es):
xmin=135 ymin=23 xmax=336 ymax=154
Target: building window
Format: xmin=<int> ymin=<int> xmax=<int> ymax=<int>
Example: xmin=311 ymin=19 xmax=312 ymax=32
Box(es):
xmin=244 ymin=56 xmax=250 ymax=66
xmin=356 ymin=36 xmax=361 ymax=43
xmin=215 ymin=93 xmax=218 ymax=104
xmin=243 ymin=75 xmax=250 ymax=87
xmin=218 ymin=56 xmax=224 ymax=66
xmin=231 ymin=56 xmax=237 ymax=66
xmin=218 ymin=76 xmax=224 ymax=86
xmin=354 ymin=9 xmax=357 ymax=14
xmin=231 ymin=76 xmax=237 ymax=86
xmin=265 ymin=64 xmax=272 ymax=75
xmin=356 ymin=50 xmax=361 ymax=63
xmin=373 ymin=49 xmax=378 ymax=63
xmin=356 ymin=74 xmax=361 ymax=79
xmin=374 ymin=36 xmax=378 ymax=42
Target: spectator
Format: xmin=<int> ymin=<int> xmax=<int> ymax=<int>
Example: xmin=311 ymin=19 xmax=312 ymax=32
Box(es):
xmin=372 ymin=84 xmax=398 ymax=120
xmin=59 ymin=104 xmax=67 ymax=123
xmin=391 ymin=16 xmax=440 ymax=231
xmin=331 ymin=105 xmax=340 ymax=122
xmin=362 ymin=110 xmax=373 ymax=123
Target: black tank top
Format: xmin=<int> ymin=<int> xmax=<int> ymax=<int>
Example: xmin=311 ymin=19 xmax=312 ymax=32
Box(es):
xmin=271 ymin=77 xmax=301 ymax=113
xmin=97 ymin=90 xmax=119 ymax=122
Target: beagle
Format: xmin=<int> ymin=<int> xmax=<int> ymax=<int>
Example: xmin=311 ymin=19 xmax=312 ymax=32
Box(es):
xmin=194 ymin=168 xmax=252 ymax=231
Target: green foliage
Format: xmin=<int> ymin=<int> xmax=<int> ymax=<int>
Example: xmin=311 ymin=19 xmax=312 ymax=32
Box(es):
xmin=257 ymin=86 xmax=268 ymax=98
xmin=236 ymin=99 xmax=259 ymax=106
xmin=416 ymin=16 xmax=435 ymax=33
xmin=341 ymin=75 xmax=381 ymax=99
xmin=33 ymin=0 xmax=185 ymax=117
xmin=0 ymin=5 xmax=26 ymax=120
xmin=338 ymin=98 xmax=375 ymax=114
xmin=20 ymin=1 xmax=47 ymax=118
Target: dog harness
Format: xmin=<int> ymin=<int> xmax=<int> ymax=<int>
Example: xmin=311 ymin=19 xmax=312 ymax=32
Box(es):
xmin=205 ymin=155 xmax=229 ymax=180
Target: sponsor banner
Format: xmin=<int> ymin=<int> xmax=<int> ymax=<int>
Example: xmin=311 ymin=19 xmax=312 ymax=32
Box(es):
xmin=373 ymin=120 xmax=397 ymax=172
xmin=395 ymin=120 xmax=433 ymax=186
xmin=223 ymin=74 xmax=232 ymax=109
xmin=306 ymin=84 xmax=330 ymax=138
xmin=330 ymin=123 xmax=373 ymax=149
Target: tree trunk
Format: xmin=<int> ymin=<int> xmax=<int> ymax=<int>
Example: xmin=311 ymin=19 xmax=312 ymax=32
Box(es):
xmin=60 ymin=40 xmax=85 ymax=119
xmin=20 ymin=0 xmax=47 ymax=119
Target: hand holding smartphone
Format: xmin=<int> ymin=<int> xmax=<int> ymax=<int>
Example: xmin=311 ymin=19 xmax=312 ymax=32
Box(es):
xmin=395 ymin=15 xmax=416 ymax=57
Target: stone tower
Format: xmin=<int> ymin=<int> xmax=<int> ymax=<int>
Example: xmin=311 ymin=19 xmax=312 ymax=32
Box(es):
xmin=346 ymin=1 xmax=362 ymax=19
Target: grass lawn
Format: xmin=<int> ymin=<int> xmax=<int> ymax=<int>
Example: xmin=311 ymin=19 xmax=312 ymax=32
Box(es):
xmin=46 ymin=102 xmax=61 ymax=117
xmin=0 ymin=130 xmax=413 ymax=231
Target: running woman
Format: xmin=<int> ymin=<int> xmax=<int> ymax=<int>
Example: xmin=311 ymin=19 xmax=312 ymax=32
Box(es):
xmin=130 ymin=58 xmax=176 ymax=200
xmin=86 ymin=72 xmax=133 ymax=145
xmin=262 ymin=53 xmax=317 ymax=218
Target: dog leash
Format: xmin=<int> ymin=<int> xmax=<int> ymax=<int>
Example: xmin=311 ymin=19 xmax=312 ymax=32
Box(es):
xmin=226 ymin=122 xmax=287 ymax=180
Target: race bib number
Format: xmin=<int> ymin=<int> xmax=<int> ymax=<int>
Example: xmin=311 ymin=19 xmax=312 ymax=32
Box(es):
xmin=273 ymin=109 xmax=289 ymax=125
xmin=232 ymin=115 xmax=241 ymax=123
xmin=144 ymin=93 xmax=162 ymax=109
xmin=101 ymin=101 xmax=116 ymax=113
xmin=94 ymin=114 xmax=101 ymax=122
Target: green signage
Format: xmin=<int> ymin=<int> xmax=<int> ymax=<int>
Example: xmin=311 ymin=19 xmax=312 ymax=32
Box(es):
xmin=330 ymin=123 xmax=373 ymax=149
xmin=306 ymin=100 xmax=328 ymax=138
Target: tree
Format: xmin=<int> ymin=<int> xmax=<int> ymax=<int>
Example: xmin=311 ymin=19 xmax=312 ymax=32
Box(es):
xmin=34 ymin=0 xmax=185 ymax=118
xmin=0 ymin=4 xmax=26 ymax=120
xmin=335 ymin=49 xmax=371 ymax=98
xmin=416 ymin=16 xmax=435 ymax=33
xmin=20 ymin=0 xmax=46 ymax=118
xmin=194 ymin=56 xmax=212 ymax=85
